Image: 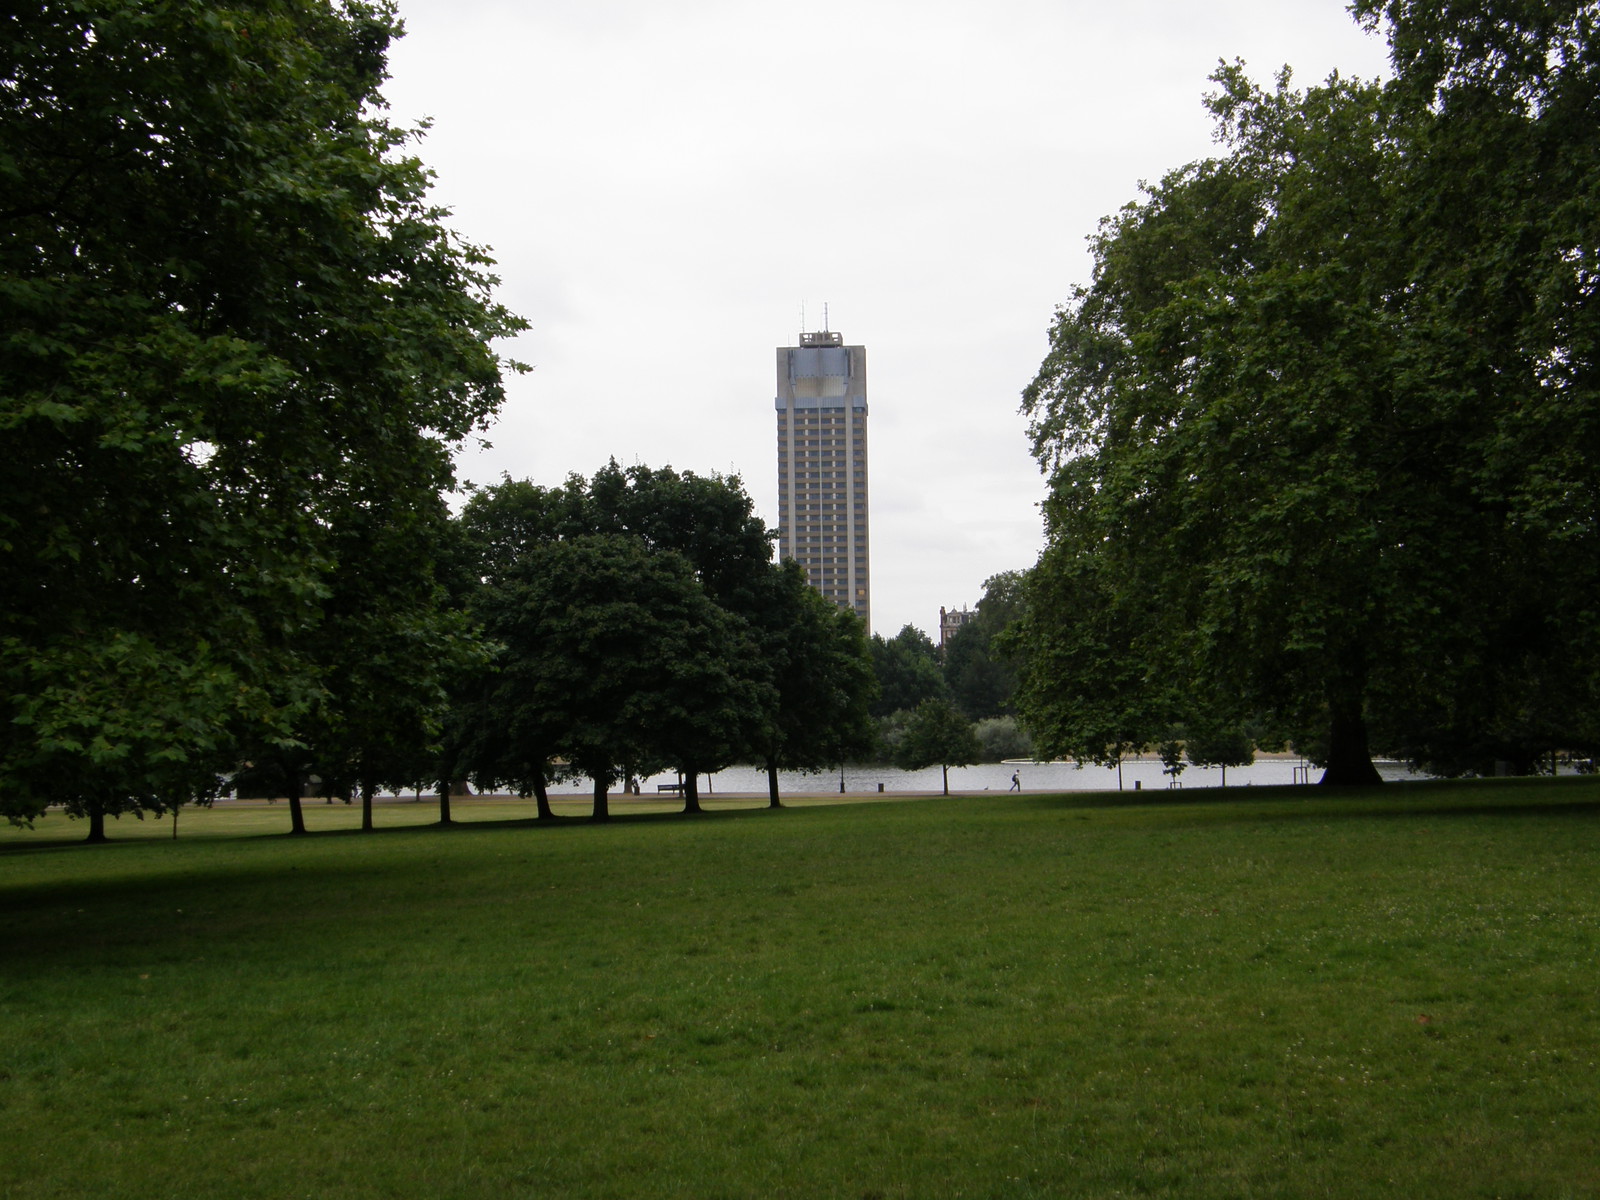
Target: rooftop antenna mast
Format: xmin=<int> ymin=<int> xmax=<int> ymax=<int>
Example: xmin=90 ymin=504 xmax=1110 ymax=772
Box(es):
xmin=823 ymin=302 xmax=830 ymax=333
xmin=799 ymin=302 xmax=805 ymax=341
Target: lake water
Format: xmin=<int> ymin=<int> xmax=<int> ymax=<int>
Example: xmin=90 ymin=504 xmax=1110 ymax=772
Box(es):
xmin=522 ymin=756 xmax=1431 ymax=797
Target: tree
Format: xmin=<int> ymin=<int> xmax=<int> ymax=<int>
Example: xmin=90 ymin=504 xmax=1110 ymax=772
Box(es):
xmin=973 ymin=717 xmax=1033 ymax=762
xmin=894 ymin=697 xmax=982 ymax=796
xmin=1349 ymin=0 xmax=1600 ymax=774
xmin=586 ymin=461 xmax=775 ymax=617
xmin=1 ymin=0 xmax=523 ymax=835
xmin=319 ymin=505 xmax=487 ymax=833
xmin=1018 ymin=46 xmax=1552 ymax=785
xmin=1008 ymin=553 xmax=1181 ymax=781
xmin=1183 ymin=724 xmax=1256 ymax=788
xmin=450 ymin=479 xmax=580 ymax=818
xmin=749 ymin=561 xmax=878 ymax=806
xmin=868 ymin=625 xmax=949 ymax=719
xmin=487 ymin=535 xmax=766 ymax=821
xmin=943 ymin=572 xmax=1027 ymax=720
xmin=454 ymin=472 xmax=781 ymax=818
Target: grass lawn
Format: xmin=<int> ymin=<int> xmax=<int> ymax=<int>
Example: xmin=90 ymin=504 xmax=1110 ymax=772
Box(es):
xmin=2 ymin=779 xmax=1597 ymax=1199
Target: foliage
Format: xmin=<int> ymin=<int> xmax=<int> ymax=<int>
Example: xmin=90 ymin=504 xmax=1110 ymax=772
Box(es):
xmin=0 ymin=0 xmax=523 ymax=833
xmin=1016 ymin=6 xmax=1600 ymax=784
xmin=892 ymin=696 xmax=982 ymax=795
xmin=455 ymin=468 xmax=793 ymax=816
xmin=942 ymin=571 xmax=1027 ymax=720
xmin=1009 ymin=552 xmax=1179 ymax=769
xmin=585 ymin=460 xmax=774 ymax=615
xmin=972 ymin=716 xmax=1034 ymax=762
xmin=867 ymin=624 xmax=949 ymax=718
xmin=1350 ymin=0 xmax=1600 ymax=775
xmin=749 ymin=562 xmax=878 ymax=805
xmin=489 ymin=534 xmax=768 ymax=820
xmin=1184 ymin=724 xmax=1257 ymax=775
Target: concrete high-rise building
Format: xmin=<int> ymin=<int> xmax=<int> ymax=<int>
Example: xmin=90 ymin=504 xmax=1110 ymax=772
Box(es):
xmin=775 ymin=328 xmax=870 ymax=630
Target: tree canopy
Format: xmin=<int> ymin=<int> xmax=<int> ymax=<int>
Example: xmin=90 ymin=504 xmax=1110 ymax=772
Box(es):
xmin=893 ymin=697 xmax=982 ymax=796
xmin=453 ymin=467 xmax=879 ymax=817
xmin=868 ymin=625 xmax=949 ymax=719
xmin=749 ymin=561 xmax=878 ymax=806
xmin=1 ymin=0 xmax=525 ymax=834
xmin=475 ymin=531 xmax=767 ymax=821
xmin=1013 ymin=4 xmax=1599 ymax=783
xmin=943 ymin=571 xmax=1026 ymax=721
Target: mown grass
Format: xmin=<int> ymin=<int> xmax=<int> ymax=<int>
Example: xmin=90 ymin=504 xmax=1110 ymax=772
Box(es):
xmin=3 ymin=779 xmax=1597 ymax=1199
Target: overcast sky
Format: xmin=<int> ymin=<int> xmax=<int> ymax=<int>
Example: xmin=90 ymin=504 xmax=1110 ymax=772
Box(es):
xmin=381 ymin=0 xmax=1393 ymax=639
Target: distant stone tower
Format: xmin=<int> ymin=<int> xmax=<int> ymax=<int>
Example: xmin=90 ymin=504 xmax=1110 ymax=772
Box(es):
xmin=775 ymin=327 xmax=870 ymax=630
xmin=940 ymin=605 xmax=974 ymax=652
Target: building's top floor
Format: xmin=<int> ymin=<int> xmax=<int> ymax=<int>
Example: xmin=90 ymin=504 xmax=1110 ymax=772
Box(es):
xmin=777 ymin=332 xmax=866 ymax=411
xmin=940 ymin=605 xmax=975 ymax=649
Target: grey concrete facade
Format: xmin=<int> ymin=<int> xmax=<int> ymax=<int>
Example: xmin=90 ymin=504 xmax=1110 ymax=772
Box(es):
xmin=775 ymin=329 xmax=870 ymax=631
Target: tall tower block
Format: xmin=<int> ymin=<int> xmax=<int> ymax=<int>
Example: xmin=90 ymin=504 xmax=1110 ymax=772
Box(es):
xmin=775 ymin=329 xmax=871 ymax=630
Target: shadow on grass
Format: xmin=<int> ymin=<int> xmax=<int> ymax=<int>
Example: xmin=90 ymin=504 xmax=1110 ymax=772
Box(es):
xmin=0 ymin=794 xmax=805 ymax=860
xmin=1014 ymin=773 xmax=1600 ymax=824
xmin=8 ymin=776 xmax=1596 ymax=861
xmin=4 ymin=778 xmax=1597 ymax=972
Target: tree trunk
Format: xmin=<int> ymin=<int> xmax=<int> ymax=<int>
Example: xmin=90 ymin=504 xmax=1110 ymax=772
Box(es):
xmin=437 ymin=779 xmax=453 ymax=826
xmin=85 ymin=803 xmax=107 ymax=844
xmin=766 ymin=757 xmax=782 ymax=808
xmin=532 ymin=773 xmax=553 ymax=821
xmin=287 ymin=771 xmax=307 ymax=835
xmin=682 ymin=771 xmax=702 ymax=815
xmin=1320 ymin=699 xmax=1384 ymax=786
xmin=360 ymin=779 xmax=374 ymax=832
xmin=591 ymin=776 xmax=609 ymax=823
xmin=941 ymin=763 xmax=950 ymax=796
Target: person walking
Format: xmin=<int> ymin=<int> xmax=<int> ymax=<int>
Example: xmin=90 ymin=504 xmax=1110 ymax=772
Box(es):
xmin=1009 ymin=771 xmax=1020 ymax=792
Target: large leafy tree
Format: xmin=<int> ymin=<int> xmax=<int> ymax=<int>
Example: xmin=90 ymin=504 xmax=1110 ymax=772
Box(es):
xmin=477 ymin=533 xmax=768 ymax=821
xmin=868 ymin=625 xmax=949 ymax=719
xmin=1 ymin=0 xmax=523 ymax=835
xmin=893 ymin=697 xmax=982 ymax=796
xmin=1351 ymin=0 xmax=1600 ymax=773
xmin=455 ymin=470 xmax=779 ymax=817
xmin=1021 ymin=64 xmax=1409 ymax=786
xmin=749 ymin=561 xmax=877 ymax=807
xmin=1008 ymin=552 xmax=1182 ymax=774
xmin=1017 ymin=7 xmax=1599 ymax=784
xmin=450 ymin=479 xmax=581 ymax=817
xmin=309 ymin=501 xmax=486 ymax=833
